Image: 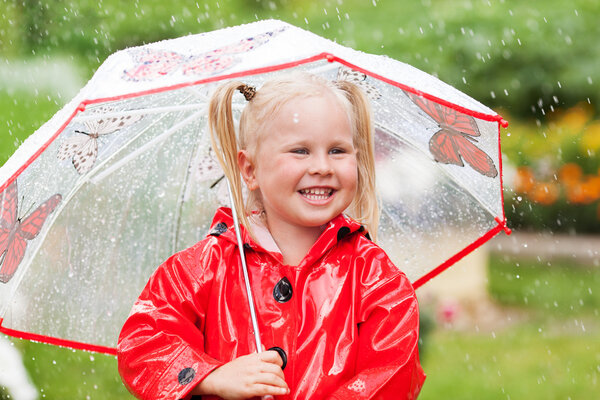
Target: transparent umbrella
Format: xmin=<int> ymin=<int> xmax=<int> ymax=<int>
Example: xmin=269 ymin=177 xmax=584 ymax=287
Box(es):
xmin=0 ymin=19 xmax=510 ymax=355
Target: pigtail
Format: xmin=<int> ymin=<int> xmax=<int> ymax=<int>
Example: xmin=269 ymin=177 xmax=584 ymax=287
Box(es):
xmin=208 ymin=81 xmax=251 ymax=234
xmin=336 ymin=80 xmax=380 ymax=240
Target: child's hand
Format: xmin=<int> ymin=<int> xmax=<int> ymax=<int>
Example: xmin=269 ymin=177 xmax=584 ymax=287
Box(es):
xmin=192 ymin=350 xmax=289 ymax=399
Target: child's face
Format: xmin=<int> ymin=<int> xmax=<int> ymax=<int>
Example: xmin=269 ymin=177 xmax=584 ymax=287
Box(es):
xmin=240 ymin=93 xmax=357 ymax=232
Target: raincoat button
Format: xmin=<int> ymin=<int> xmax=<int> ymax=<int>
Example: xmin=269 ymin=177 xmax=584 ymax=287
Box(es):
xmin=209 ymin=222 xmax=227 ymax=236
xmin=337 ymin=226 xmax=351 ymax=241
xmin=178 ymin=367 xmax=196 ymax=385
xmin=273 ymin=277 xmax=292 ymax=303
xmin=267 ymin=346 xmax=288 ymax=370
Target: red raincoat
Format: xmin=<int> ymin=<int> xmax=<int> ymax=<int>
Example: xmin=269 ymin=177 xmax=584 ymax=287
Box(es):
xmin=117 ymin=208 xmax=425 ymax=399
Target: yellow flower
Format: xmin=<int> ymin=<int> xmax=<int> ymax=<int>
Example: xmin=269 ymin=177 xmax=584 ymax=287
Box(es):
xmin=553 ymin=103 xmax=593 ymax=133
xmin=581 ymin=121 xmax=600 ymax=152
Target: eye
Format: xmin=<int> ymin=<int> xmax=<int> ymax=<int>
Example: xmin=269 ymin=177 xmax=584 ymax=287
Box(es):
xmin=329 ymin=147 xmax=346 ymax=155
xmin=291 ymin=148 xmax=308 ymax=155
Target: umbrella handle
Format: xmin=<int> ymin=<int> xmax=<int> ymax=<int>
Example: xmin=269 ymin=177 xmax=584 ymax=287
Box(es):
xmin=226 ymin=181 xmax=264 ymax=351
xmin=227 ymin=182 xmax=281 ymax=400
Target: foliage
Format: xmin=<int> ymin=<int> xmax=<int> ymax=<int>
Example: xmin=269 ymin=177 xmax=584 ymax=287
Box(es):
xmin=1 ymin=0 xmax=600 ymax=118
xmin=502 ymin=103 xmax=600 ymax=232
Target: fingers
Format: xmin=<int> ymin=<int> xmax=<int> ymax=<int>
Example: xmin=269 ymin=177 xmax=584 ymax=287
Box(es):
xmin=259 ymin=350 xmax=284 ymax=368
xmin=201 ymin=352 xmax=290 ymax=399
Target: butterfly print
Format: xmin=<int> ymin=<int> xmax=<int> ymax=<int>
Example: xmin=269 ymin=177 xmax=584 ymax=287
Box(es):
xmin=57 ymin=111 xmax=143 ymax=175
xmin=0 ymin=180 xmax=62 ymax=283
xmin=405 ymin=91 xmax=498 ymax=178
xmin=194 ymin=146 xmax=230 ymax=206
xmin=123 ymin=27 xmax=287 ymax=82
xmin=336 ymin=66 xmax=381 ymax=100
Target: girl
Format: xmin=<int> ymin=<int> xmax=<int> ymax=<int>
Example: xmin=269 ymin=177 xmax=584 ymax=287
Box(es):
xmin=117 ymin=72 xmax=425 ymax=399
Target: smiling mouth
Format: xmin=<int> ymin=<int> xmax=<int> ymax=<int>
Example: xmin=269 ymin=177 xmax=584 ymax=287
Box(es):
xmin=299 ymin=187 xmax=334 ymax=201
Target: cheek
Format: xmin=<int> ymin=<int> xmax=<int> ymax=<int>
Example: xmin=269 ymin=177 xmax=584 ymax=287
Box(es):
xmin=345 ymin=159 xmax=359 ymax=190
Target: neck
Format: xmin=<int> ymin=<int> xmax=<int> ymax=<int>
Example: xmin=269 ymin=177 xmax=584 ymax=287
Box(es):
xmin=264 ymin=217 xmax=325 ymax=266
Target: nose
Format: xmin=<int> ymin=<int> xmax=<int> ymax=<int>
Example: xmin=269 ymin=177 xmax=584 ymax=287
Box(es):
xmin=308 ymin=153 xmax=334 ymax=175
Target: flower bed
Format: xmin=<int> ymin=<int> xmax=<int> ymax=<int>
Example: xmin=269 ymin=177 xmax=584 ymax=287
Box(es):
xmin=503 ymin=103 xmax=600 ymax=233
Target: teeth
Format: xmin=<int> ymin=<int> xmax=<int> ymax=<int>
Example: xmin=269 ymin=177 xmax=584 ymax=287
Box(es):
xmin=300 ymin=188 xmax=333 ymax=198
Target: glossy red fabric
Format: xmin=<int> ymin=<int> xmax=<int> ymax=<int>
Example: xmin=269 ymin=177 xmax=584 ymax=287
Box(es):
xmin=117 ymin=207 xmax=425 ymax=399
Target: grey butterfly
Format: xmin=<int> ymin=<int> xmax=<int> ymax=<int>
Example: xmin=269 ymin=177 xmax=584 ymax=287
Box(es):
xmin=58 ymin=112 xmax=143 ymax=175
xmin=336 ymin=66 xmax=382 ymax=100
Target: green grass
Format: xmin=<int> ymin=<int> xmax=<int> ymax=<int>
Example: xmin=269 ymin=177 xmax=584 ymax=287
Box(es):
xmin=417 ymin=254 xmax=600 ymax=399
xmin=0 ymin=89 xmax=63 ymax=166
xmin=419 ymin=327 xmax=600 ymax=399
xmin=488 ymin=255 xmax=600 ymax=315
xmin=2 ymin=339 xmax=134 ymax=400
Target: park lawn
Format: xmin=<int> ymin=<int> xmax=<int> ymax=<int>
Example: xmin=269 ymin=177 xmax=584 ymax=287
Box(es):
xmin=0 ymin=88 xmax=63 ymax=166
xmin=418 ymin=254 xmax=600 ymax=399
xmin=419 ymin=325 xmax=599 ymax=400
xmin=488 ymin=254 xmax=600 ymax=314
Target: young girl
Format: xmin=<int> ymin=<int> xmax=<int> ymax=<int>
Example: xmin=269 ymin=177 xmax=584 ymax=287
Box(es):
xmin=117 ymin=72 xmax=425 ymax=399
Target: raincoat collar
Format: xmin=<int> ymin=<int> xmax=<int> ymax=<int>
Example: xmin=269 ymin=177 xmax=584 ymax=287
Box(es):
xmin=207 ymin=207 xmax=368 ymax=267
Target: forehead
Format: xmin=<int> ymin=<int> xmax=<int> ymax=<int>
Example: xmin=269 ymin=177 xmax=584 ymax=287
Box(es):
xmin=262 ymin=94 xmax=352 ymax=142
xmin=274 ymin=93 xmax=350 ymax=126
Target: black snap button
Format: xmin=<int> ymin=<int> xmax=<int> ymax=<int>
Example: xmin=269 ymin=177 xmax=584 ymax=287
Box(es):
xmin=273 ymin=277 xmax=292 ymax=303
xmin=178 ymin=367 xmax=196 ymax=385
xmin=267 ymin=346 xmax=288 ymax=370
xmin=209 ymin=222 xmax=227 ymax=236
xmin=337 ymin=226 xmax=351 ymax=241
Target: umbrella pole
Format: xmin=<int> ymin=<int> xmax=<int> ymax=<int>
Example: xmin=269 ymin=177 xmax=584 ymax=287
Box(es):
xmin=226 ymin=181 xmax=264 ymax=351
xmin=226 ymin=182 xmax=276 ymax=400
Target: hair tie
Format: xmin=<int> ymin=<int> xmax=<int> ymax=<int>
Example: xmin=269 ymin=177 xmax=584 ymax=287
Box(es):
xmin=239 ymin=84 xmax=256 ymax=101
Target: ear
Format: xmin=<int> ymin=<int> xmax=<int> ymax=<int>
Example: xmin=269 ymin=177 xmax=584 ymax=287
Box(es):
xmin=238 ymin=150 xmax=259 ymax=190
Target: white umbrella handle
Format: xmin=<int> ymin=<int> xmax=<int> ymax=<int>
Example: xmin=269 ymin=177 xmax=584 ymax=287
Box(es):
xmin=226 ymin=180 xmax=263 ymax=351
xmin=226 ymin=182 xmax=276 ymax=400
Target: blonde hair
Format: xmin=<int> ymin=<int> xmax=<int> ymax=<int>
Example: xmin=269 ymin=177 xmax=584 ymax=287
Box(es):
xmin=208 ymin=71 xmax=379 ymax=240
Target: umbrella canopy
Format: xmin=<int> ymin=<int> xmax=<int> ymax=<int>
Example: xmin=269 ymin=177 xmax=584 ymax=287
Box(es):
xmin=0 ymin=19 xmax=509 ymax=354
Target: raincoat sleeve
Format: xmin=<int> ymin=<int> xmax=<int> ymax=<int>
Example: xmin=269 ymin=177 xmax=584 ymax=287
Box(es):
xmin=117 ymin=240 xmax=225 ymax=400
xmin=327 ymin=247 xmax=426 ymax=400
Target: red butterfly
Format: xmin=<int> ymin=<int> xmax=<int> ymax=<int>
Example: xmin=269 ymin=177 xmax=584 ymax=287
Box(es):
xmin=405 ymin=91 xmax=498 ymax=178
xmin=0 ymin=180 xmax=62 ymax=283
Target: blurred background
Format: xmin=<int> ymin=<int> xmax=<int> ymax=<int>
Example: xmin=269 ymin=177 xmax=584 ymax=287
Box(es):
xmin=1 ymin=0 xmax=599 ymax=398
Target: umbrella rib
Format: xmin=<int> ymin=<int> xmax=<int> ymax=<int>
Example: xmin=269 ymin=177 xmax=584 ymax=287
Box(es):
xmin=89 ymin=109 xmax=205 ymax=185
xmin=172 ymin=128 xmax=204 ymax=253
xmin=83 ymin=90 xmax=201 ymax=183
xmin=72 ymin=103 xmax=208 ymax=122
xmin=4 ymin=95 xmax=205 ymax=309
